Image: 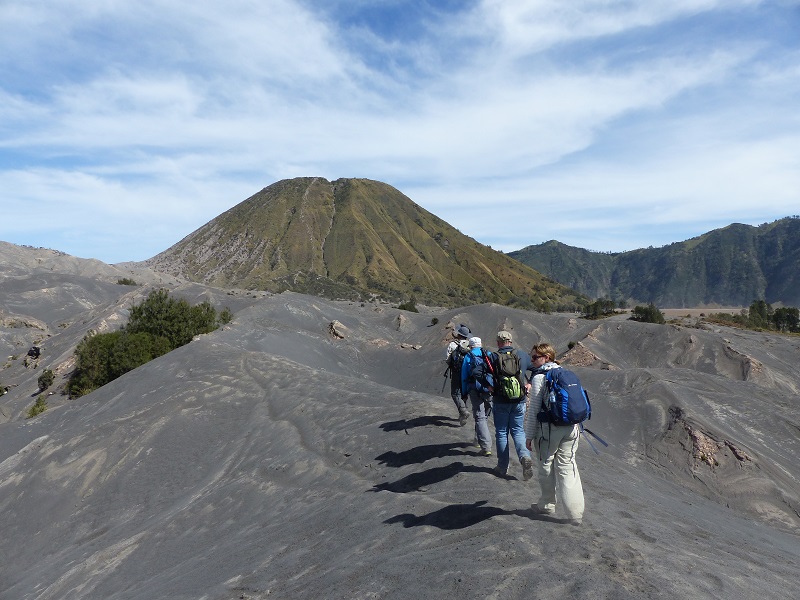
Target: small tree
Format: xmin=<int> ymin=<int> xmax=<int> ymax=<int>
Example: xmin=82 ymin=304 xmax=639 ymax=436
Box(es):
xmin=772 ymin=307 xmax=800 ymax=333
xmin=398 ymin=296 xmax=419 ymax=313
xmin=27 ymin=395 xmax=48 ymax=419
xmin=630 ymin=303 xmax=665 ymax=324
xmin=218 ymin=307 xmax=233 ymax=325
xmin=37 ymin=368 xmax=55 ymax=391
xmin=68 ymin=290 xmax=224 ymax=398
xmin=583 ymin=298 xmax=615 ymax=319
xmin=747 ymin=300 xmax=772 ymax=329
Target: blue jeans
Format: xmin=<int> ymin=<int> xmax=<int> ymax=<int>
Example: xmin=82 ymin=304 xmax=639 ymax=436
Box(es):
xmin=493 ymin=401 xmax=531 ymax=470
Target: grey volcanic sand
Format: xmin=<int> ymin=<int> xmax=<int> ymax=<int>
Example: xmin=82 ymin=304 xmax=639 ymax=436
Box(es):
xmin=1 ymin=244 xmax=799 ymax=599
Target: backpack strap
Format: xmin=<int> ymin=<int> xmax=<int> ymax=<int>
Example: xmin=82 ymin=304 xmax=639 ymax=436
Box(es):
xmin=480 ymin=348 xmax=495 ymax=374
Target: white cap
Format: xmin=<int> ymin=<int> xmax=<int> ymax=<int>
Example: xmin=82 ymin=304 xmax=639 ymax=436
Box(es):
xmin=468 ymin=336 xmax=482 ymax=348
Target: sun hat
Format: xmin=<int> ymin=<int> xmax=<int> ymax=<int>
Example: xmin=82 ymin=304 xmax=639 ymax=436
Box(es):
xmin=497 ymin=330 xmax=513 ymax=342
xmin=455 ymin=324 xmax=471 ymax=338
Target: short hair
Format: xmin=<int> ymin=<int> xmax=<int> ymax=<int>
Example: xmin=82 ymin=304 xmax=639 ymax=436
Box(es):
xmin=530 ymin=342 xmax=557 ymax=363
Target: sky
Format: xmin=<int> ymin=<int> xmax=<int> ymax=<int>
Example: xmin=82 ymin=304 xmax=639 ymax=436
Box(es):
xmin=2 ymin=0 xmax=799 ymax=264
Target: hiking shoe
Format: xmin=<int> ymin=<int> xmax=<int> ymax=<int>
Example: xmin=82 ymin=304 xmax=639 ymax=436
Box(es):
xmin=531 ymin=503 xmax=555 ymax=515
xmin=480 ymin=448 xmax=493 ymax=457
xmin=569 ymin=519 xmax=582 ymax=526
xmin=493 ymin=465 xmax=509 ymax=476
xmin=520 ymin=456 xmax=534 ymax=481
xmin=458 ymin=412 xmax=469 ymax=426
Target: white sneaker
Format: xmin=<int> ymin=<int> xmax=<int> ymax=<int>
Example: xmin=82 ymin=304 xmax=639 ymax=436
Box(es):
xmin=531 ymin=503 xmax=555 ymax=515
xmin=520 ymin=456 xmax=534 ymax=481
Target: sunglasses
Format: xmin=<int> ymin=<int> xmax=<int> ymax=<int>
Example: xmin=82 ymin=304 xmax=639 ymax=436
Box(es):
xmin=532 ymin=354 xmax=545 ymax=360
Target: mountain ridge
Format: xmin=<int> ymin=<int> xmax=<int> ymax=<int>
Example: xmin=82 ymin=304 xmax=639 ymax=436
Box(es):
xmin=508 ymin=216 xmax=800 ymax=307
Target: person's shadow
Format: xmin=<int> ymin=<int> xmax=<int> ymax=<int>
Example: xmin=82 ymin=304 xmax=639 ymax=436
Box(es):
xmin=375 ymin=442 xmax=474 ymax=468
xmin=380 ymin=415 xmax=460 ymax=431
xmin=372 ymin=461 xmax=497 ymax=493
xmin=384 ymin=500 xmax=552 ymax=530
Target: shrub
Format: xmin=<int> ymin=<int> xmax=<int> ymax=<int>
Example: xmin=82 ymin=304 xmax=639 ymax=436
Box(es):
xmin=68 ymin=289 xmax=223 ymax=398
xmin=398 ymin=296 xmax=419 ymax=313
xmin=583 ymin=298 xmax=616 ymax=319
xmin=117 ymin=278 xmax=138 ymax=286
xmin=37 ymin=368 xmax=55 ymax=391
xmin=705 ymin=301 xmax=800 ymax=334
xmin=126 ymin=289 xmax=218 ymax=348
xmin=218 ymin=307 xmax=233 ymax=325
xmin=772 ymin=307 xmax=800 ymax=332
xmin=26 ymin=395 xmax=48 ymax=419
xmin=630 ymin=303 xmax=666 ymax=324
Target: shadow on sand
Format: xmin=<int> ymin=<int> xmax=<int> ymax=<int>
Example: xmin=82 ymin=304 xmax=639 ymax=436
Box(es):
xmin=383 ymin=500 xmax=561 ymax=530
xmin=375 ymin=442 xmax=476 ymax=468
xmin=372 ymin=461 xmax=493 ymax=493
xmin=380 ymin=415 xmax=460 ymax=431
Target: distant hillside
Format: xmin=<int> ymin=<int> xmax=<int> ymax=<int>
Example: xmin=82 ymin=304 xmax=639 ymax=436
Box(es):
xmin=508 ymin=217 xmax=800 ymax=308
xmin=146 ymin=177 xmax=587 ymax=310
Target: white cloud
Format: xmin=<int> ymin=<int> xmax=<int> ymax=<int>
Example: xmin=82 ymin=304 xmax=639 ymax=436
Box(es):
xmin=1 ymin=0 xmax=798 ymax=263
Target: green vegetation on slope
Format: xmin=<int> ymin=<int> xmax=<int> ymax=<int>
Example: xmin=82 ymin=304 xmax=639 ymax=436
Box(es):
xmin=147 ymin=177 xmax=588 ymax=310
xmin=707 ymin=300 xmax=800 ymax=333
xmin=68 ymin=290 xmax=231 ymax=398
xmin=509 ymin=217 xmax=800 ymax=307
xmin=630 ymin=303 xmax=666 ymax=324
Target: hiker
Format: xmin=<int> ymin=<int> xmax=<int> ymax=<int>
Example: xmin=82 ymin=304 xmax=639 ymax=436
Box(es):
xmin=524 ymin=342 xmax=584 ymax=525
xmin=444 ymin=324 xmax=472 ymax=426
xmin=491 ymin=331 xmax=534 ymax=479
xmin=460 ymin=336 xmax=494 ymax=456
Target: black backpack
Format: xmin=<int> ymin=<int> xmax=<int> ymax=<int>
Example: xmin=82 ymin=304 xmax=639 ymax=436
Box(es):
xmin=448 ymin=341 xmax=470 ymax=376
xmin=496 ymin=349 xmax=524 ymax=402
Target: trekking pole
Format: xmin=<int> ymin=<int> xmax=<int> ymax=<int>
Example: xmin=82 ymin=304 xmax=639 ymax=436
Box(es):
xmin=580 ymin=425 xmax=609 ymax=455
xmin=441 ymin=367 xmax=450 ymax=393
xmin=584 ymin=427 xmax=608 ymax=447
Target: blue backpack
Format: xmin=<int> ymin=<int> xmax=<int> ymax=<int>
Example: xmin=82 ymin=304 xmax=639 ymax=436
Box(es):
xmin=541 ymin=367 xmax=591 ymax=425
xmin=467 ymin=349 xmax=495 ymax=393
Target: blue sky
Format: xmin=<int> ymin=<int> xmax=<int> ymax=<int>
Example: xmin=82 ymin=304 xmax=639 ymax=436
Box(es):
xmin=2 ymin=0 xmax=799 ymax=263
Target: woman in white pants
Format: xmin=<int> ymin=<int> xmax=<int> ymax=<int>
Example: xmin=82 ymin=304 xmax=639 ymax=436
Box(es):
xmin=524 ymin=343 xmax=584 ymax=525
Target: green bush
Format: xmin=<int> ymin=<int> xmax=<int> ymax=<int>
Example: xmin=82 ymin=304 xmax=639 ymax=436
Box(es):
xmin=117 ymin=278 xmax=138 ymax=286
xmin=37 ymin=368 xmax=55 ymax=391
xmin=68 ymin=289 xmax=224 ymax=398
xmin=747 ymin=300 xmax=771 ymax=329
xmin=583 ymin=298 xmax=616 ymax=319
xmin=26 ymin=395 xmax=48 ymax=419
xmin=772 ymin=306 xmax=800 ymax=332
xmin=706 ymin=300 xmax=800 ymax=334
xmin=218 ymin=307 xmax=233 ymax=325
xmin=126 ymin=289 xmax=219 ymax=348
xmin=397 ymin=296 xmax=419 ymax=313
xmin=630 ymin=303 xmax=666 ymax=324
